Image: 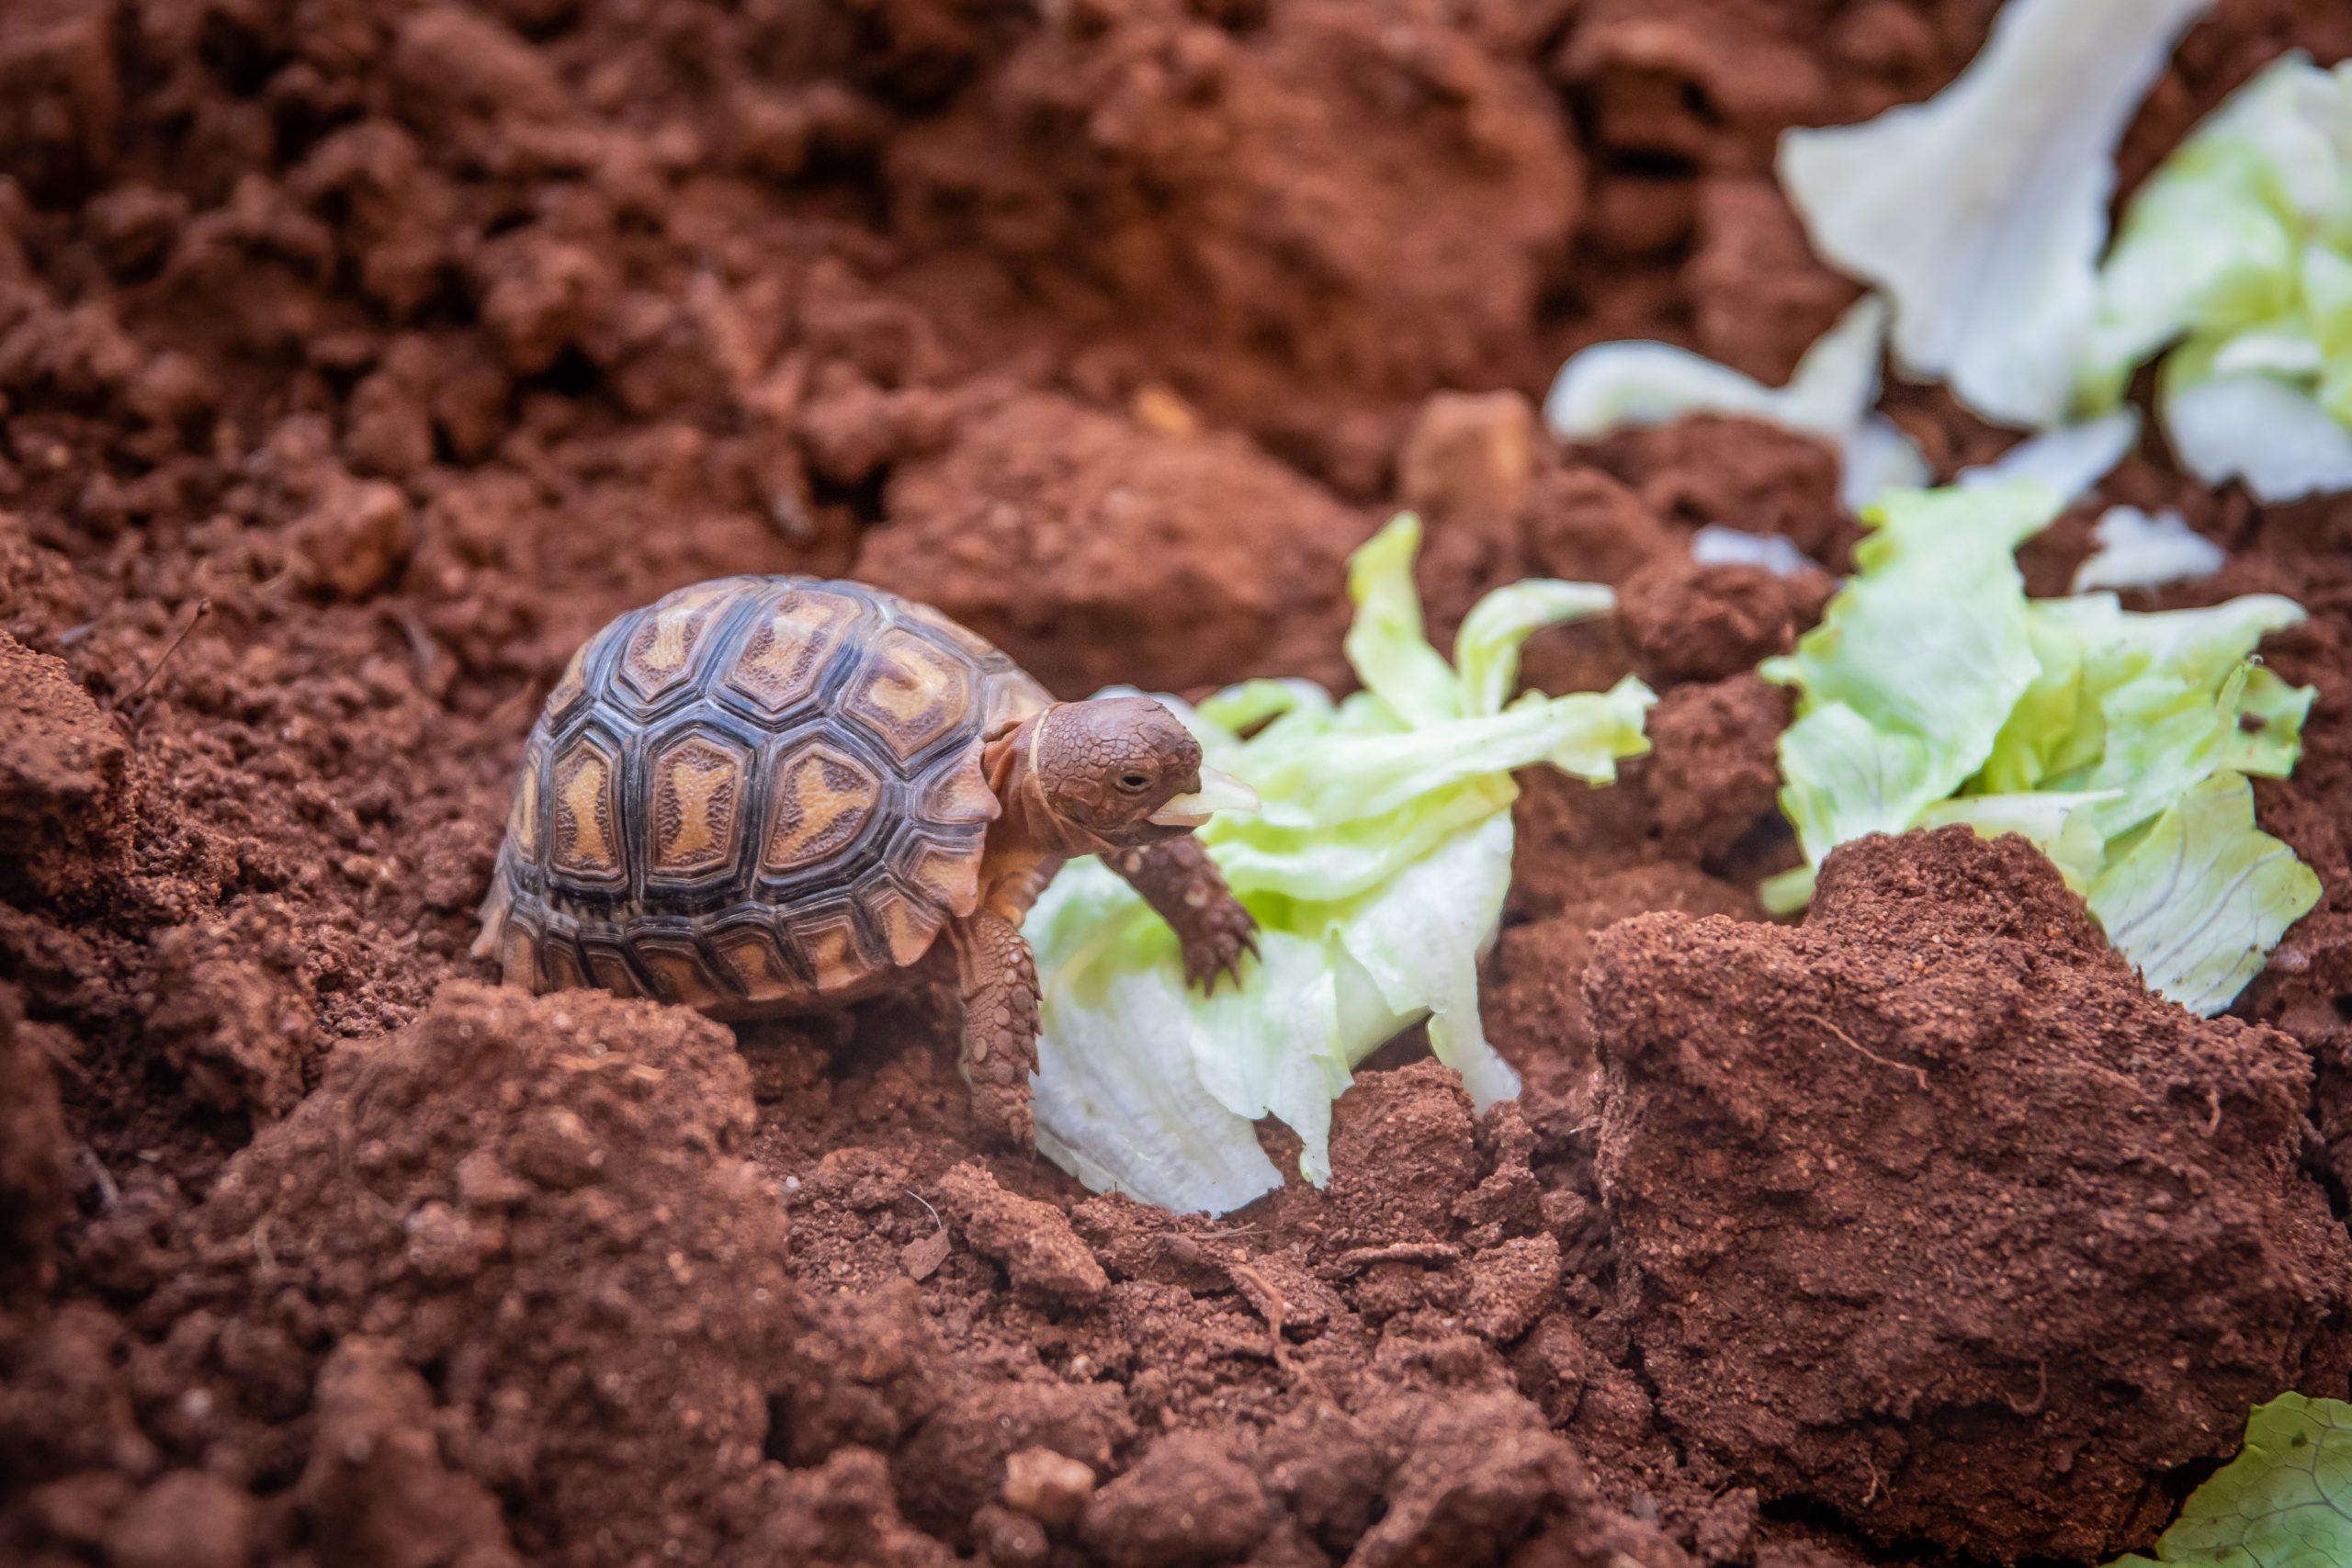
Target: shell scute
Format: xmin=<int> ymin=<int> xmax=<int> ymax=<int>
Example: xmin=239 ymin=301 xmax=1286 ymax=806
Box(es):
xmin=861 ymin=875 xmax=944 ymax=968
xmin=647 ymin=728 xmax=749 ymax=883
xmin=843 ymin=626 xmax=976 ymax=763
xmin=725 ymin=586 xmax=869 ymax=716
xmin=614 ymin=579 xmax=747 ymax=711
xmin=761 ymin=739 xmax=884 ymax=876
xmin=631 ymin=935 xmax=734 ymax=1011
xmin=548 ymin=731 xmax=626 ymax=887
xmin=789 ymin=906 xmax=879 ymax=996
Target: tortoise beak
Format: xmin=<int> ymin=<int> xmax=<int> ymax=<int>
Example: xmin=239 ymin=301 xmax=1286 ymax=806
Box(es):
xmin=1148 ymin=766 xmax=1260 ymax=828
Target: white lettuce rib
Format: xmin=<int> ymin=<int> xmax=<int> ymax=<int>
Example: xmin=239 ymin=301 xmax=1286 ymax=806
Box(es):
xmin=1778 ymin=0 xmax=2213 ymax=428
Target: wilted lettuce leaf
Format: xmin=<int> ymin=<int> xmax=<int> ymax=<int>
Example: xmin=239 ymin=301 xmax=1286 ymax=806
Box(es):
xmin=1762 ymin=482 xmax=2317 ymax=1013
xmin=2111 ymin=1394 xmax=2352 ymax=1568
xmin=1777 ymin=0 xmax=2213 ymax=426
xmin=1030 ymin=514 xmax=1652 ymax=1215
xmin=1957 ymin=411 xmax=2143 ymax=502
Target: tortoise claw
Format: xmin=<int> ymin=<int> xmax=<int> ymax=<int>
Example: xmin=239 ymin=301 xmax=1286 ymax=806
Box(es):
xmin=1182 ymin=909 xmax=1259 ymax=995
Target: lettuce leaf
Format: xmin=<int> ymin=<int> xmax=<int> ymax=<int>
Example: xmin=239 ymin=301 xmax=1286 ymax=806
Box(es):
xmin=1957 ymin=411 xmax=2142 ymax=503
xmin=1030 ymin=514 xmax=1653 ymax=1214
xmin=1777 ymin=0 xmax=2213 ymax=427
xmin=1544 ymin=296 xmax=1930 ymax=513
xmin=1760 ymin=482 xmax=2058 ymax=882
xmin=2085 ymin=54 xmax=2352 ymax=499
xmin=2088 ymin=775 xmax=2323 ymax=1019
xmin=2071 ymin=506 xmax=2227 ymax=592
xmin=1762 ymin=483 xmax=2317 ymax=1015
xmin=2110 ymin=1393 xmax=2352 ymax=1568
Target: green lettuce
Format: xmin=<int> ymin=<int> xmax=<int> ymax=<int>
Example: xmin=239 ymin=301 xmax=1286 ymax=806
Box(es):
xmin=2081 ymin=54 xmax=2352 ymax=499
xmin=2112 ymin=1394 xmax=2352 ymax=1568
xmin=1029 ymin=514 xmax=1653 ymax=1216
xmin=1762 ymin=481 xmax=2318 ymax=1015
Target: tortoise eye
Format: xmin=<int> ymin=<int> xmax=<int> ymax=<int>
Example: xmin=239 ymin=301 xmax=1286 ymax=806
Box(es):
xmin=1117 ymin=772 xmax=1151 ymax=793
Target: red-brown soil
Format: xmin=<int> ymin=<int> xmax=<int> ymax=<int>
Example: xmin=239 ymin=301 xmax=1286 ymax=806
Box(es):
xmin=6 ymin=2 xmax=2352 ymax=1566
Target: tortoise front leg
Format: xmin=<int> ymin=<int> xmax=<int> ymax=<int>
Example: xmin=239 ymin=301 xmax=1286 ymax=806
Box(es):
xmin=948 ymin=908 xmax=1040 ymax=1148
xmin=1105 ymin=839 xmax=1258 ymax=992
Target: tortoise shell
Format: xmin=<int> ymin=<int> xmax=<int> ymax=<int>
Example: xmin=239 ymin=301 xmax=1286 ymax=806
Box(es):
xmin=481 ymin=575 xmax=1051 ymax=1015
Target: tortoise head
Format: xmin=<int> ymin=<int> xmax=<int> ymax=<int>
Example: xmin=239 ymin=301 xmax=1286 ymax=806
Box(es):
xmin=1028 ymin=696 xmax=1258 ymax=849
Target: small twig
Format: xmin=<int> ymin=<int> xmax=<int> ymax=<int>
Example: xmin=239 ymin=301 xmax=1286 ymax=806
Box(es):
xmin=386 ymin=606 xmax=442 ymax=676
xmin=2002 ymin=1359 xmax=2049 ymax=1417
xmin=1792 ymin=1010 xmax=1928 ymax=1092
xmin=116 ymin=597 xmax=209 ymax=716
xmin=1329 ymin=1242 xmax=1461 ymax=1275
xmin=1226 ymin=1259 xmax=1289 ymax=1368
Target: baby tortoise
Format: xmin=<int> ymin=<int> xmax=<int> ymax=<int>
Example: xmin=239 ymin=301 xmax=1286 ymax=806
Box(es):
xmin=474 ymin=574 xmax=1260 ymax=1145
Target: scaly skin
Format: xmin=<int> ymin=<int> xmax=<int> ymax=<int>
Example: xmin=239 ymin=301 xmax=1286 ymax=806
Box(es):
xmin=1104 ymin=839 xmax=1258 ymax=991
xmin=950 ymin=908 xmax=1041 ymax=1149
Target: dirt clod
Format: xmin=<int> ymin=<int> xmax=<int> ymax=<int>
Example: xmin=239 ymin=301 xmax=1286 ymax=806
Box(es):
xmin=1080 ymin=1431 xmax=1273 ymax=1568
xmin=1325 ymin=1060 xmax=1478 ymax=1247
xmin=0 ymin=633 xmax=126 ymax=903
xmin=866 ymin=392 xmax=1366 ymax=695
xmin=0 ymin=987 xmax=70 ymax=1303
xmin=938 ymin=1159 xmax=1111 ymax=1306
xmin=1001 ymin=1445 xmax=1097 ymax=1529
xmin=1589 ymin=828 xmax=2352 ymax=1562
xmin=178 ymin=983 xmax=794 ymax=1567
xmin=296 ymin=1337 xmax=521 ymax=1568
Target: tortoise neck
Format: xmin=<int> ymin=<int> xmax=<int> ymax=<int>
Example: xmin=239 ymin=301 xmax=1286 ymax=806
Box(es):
xmin=982 ymin=706 xmax=1114 ymax=863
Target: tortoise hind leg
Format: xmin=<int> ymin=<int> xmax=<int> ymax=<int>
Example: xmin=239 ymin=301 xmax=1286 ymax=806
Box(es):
xmin=471 ymin=874 xmax=511 ymax=964
xmin=948 ymin=908 xmax=1040 ymax=1148
xmin=470 ymin=874 xmax=547 ymax=993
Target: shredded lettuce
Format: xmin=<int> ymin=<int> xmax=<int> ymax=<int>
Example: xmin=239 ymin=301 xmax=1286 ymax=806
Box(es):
xmin=1761 ymin=483 xmax=2317 ymax=1014
xmin=1029 ymin=514 xmax=1653 ymax=1215
xmin=1691 ymin=525 xmax=1819 ymax=579
xmin=2083 ymin=55 xmax=2352 ymax=499
xmin=1543 ymin=309 xmax=2140 ymax=516
xmin=1778 ymin=0 xmax=2214 ymax=428
xmin=2072 ymin=505 xmax=2227 ymax=593
xmin=1544 ymin=296 xmax=1929 ymax=513
xmin=1957 ymin=411 xmax=2142 ymax=503
xmin=2111 ymin=1394 xmax=2352 ymax=1568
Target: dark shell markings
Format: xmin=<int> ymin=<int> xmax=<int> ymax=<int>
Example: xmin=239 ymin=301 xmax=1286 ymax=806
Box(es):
xmin=485 ymin=576 xmax=1049 ymax=1013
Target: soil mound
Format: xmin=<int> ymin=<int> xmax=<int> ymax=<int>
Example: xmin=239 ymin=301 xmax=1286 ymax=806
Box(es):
xmin=1589 ymin=828 xmax=2352 ymax=1562
xmin=165 ymin=982 xmax=795 ymax=1566
xmin=886 ymin=0 xmax=1582 ymax=482
xmin=866 ymin=389 xmax=1367 ymax=695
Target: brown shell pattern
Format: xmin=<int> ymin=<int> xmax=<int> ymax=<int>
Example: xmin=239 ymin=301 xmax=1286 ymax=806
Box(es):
xmin=481 ymin=576 xmax=1050 ymax=1015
